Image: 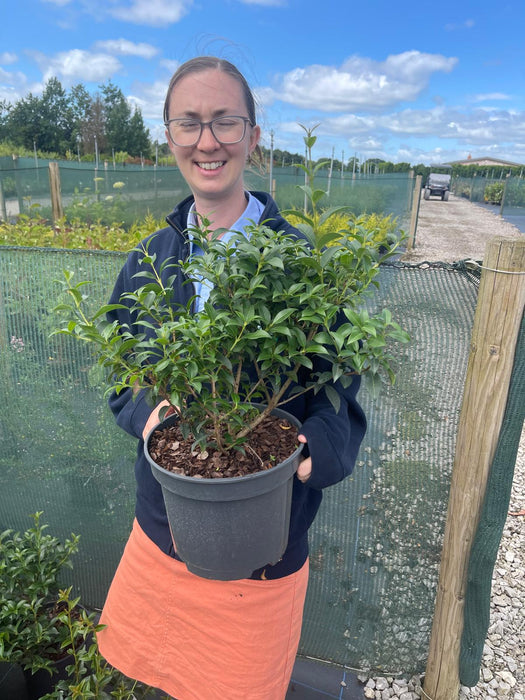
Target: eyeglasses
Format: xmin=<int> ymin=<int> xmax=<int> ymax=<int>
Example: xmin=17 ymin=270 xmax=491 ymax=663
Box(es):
xmin=164 ymin=115 xmax=253 ymax=147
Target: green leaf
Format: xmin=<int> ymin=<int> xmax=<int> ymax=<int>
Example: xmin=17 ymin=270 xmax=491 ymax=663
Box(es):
xmin=323 ymin=384 xmax=341 ymax=413
xmin=318 ymin=206 xmax=351 ymax=227
xmin=363 ymin=371 xmax=384 ymax=399
xmin=245 ymin=329 xmax=273 ymax=340
xmin=271 ymin=308 xmax=296 ymax=326
xmin=280 ymin=209 xmax=314 ymax=226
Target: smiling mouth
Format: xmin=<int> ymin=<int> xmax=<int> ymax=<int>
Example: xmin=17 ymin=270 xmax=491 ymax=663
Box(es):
xmin=196 ymin=161 xmax=225 ymax=170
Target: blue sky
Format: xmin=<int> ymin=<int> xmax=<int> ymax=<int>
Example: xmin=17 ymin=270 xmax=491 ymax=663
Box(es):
xmin=1 ymin=0 xmax=524 ymax=165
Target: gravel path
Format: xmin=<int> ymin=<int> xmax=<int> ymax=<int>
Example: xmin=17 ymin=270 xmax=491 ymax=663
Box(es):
xmin=363 ymin=194 xmax=524 ymax=700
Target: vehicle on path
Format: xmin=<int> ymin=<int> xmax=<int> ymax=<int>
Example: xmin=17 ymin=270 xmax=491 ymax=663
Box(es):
xmin=424 ymin=173 xmax=451 ymax=201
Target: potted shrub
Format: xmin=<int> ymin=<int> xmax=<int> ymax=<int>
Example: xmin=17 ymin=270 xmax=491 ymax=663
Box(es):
xmin=0 ymin=514 xmax=159 ymax=699
xmin=54 ymin=127 xmax=408 ymax=580
xmin=0 ymin=512 xmax=80 ymax=698
xmin=41 ymin=587 xmax=160 ymax=700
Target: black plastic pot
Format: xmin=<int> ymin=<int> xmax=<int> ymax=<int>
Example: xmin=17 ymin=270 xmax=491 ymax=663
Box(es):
xmin=23 ymin=655 xmax=71 ymax=700
xmin=145 ymin=407 xmax=303 ymax=581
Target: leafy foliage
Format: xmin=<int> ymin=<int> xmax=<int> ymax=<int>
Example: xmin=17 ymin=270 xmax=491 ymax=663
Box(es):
xmin=40 ymin=588 xmax=160 ymax=699
xmin=0 ymin=213 xmax=164 ymax=251
xmin=0 ymin=514 xmax=163 ymax=698
xmin=0 ymin=512 xmax=80 ymax=673
xmin=284 ymin=210 xmax=399 ymax=249
xmin=1 ymin=76 xmax=151 ymax=160
xmin=54 ymin=125 xmax=409 ymax=455
xmin=483 ymin=182 xmax=504 ymax=205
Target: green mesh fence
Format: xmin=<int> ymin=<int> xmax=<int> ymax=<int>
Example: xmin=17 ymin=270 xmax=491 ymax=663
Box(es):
xmin=0 ymin=248 xmax=521 ymax=678
xmin=459 ymin=312 xmax=525 ymax=687
xmin=452 ymin=175 xmax=525 ymax=231
xmin=1 ymin=161 xmax=415 ymax=229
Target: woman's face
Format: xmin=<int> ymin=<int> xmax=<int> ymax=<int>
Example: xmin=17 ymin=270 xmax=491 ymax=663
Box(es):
xmin=166 ymin=69 xmax=260 ymax=209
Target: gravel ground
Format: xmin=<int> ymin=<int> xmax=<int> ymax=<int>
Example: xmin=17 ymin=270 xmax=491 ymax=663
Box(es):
xmin=363 ymin=194 xmax=524 ymax=700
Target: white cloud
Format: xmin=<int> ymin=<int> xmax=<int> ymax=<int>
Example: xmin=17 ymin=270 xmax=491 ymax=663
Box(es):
xmin=41 ymin=0 xmax=73 ymax=5
xmin=160 ymin=59 xmax=180 ymax=74
xmin=0 ymin=67 xmax=40 ymax=103
xmin=30 ymin=49 xmax=122 ymax=84
xmin=445 ymin=18 xmax=475 ymax=31
xmin=0 ymin=52 xmax=18 ymax=65
xmin=270 ymin=51 xmax=458 ymax=111
xmin=127 ymin=79 xmax=168 ymax=119
xmin=93 ymin=39 xmax=159 ymax=59
xmin=109 ymin=0 xmax=193 ymax=26
xmin=274 ymin=103 xmax=525 ymax=164
xmin=473 ymin=92 xmax=510 ymax=102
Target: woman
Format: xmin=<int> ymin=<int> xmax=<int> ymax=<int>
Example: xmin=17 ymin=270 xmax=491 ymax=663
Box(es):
xmin=97 ymin=56 xmax=366 ymax=700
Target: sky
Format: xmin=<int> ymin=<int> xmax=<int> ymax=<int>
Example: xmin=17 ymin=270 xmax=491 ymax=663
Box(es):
xmin=1 ymin=0 xmax=524 ymax=165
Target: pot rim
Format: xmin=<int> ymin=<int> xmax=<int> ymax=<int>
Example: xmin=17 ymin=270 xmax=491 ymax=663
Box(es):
xmin=144 ymin=405 xmax=303 ymax=485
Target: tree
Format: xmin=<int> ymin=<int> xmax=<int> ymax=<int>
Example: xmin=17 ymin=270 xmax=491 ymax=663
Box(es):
xmin=0 ymin=100 xmax=11 ymax=141
xmin=39 ymin=77 xmax=73 ymax=153
xmin=127 ymin=107 xmax=151 ymax=158
xmin=100 ymin=81 xmax=132 ymax=155
xmin=69 ymin=84 xmax=93 ymax=156
xmin=80 ymin=96 xmax=106 ymax=159
xmin=4 ymin=92 xmax=43 ymax=150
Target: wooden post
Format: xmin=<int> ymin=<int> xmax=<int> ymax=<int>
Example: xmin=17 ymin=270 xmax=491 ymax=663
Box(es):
xmin=423 ymin=237 xmax=525 ymax=699
xmin=48 ymin=162 xmax=64 ymax=222
xmin=406 ymin=175 xmax=422 ymax=251
xmin=0 ymin=179 xmax=7 ymax=221
xmin=12 ymin=154 xmax=24 ymax=216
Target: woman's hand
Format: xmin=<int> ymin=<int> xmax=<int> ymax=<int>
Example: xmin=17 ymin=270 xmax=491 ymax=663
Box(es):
xmin=296 ymin=434 xmax=312 ymax=483
xmin=142 ymin=400 xmax=173 ymax=441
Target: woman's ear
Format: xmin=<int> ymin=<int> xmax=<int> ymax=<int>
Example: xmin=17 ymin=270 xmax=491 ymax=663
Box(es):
xmin=249 ymin=124 xmax=261 ymax=155
xmin=166 ymin=130 xmax=176 ymax=156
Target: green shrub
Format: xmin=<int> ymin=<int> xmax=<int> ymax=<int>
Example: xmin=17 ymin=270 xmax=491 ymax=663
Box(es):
xmin=0 ymin=213 xmax=164 ymax=252
xmin=483 ymin=182 xmax=504 ymax=205
xmin=284 ymin=209 xmax=400 ymax=249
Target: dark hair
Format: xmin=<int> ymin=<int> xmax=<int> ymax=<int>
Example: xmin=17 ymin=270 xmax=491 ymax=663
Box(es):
xmin=163 ymin=56 xmax=257 ymax=125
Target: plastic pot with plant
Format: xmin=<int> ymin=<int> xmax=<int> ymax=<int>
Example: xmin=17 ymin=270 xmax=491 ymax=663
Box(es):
xmin=53 ymin=126 xmax=409 ymax=580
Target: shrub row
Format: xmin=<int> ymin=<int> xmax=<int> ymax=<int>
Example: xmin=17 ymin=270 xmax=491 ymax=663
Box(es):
xmin=1 ymin=210 xmax=399 ymax=253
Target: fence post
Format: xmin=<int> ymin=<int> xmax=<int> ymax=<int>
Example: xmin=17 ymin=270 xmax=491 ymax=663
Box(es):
xmin=12 ymin=154 xmax=24 ymax=216
xmin=48 ymin=162 xmax=64 ymax=222
xmin=423 ymin=237 xmax=525 ymax=699
xmin=499 ymin=173 xmax=510 ymax=217
xmin=0 ymin=179 xmax=6 ymax=221
xmin=406 ymin=175 xmax=422 ymax=251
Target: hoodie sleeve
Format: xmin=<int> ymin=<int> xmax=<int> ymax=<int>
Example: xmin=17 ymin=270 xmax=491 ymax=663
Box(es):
xmin=298 ymin=356 xmax=367 ymax=491
xmin=108 ymin=386 xmax=153 ymax=440
xmin=105 ymin=250 xmax=155 ymax=440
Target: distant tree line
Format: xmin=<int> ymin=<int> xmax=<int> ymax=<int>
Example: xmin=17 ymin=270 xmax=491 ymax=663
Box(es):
xmin=261 ymin=150 xmax=523 ymax=181
xmin=0 ymin=77 xmax=152 ymax=162
xmin=1 ymin=80 xmax=523 ymax=177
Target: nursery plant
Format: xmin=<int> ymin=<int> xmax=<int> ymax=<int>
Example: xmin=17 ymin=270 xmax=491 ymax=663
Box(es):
xmin=0 ymin=513 xmax=161 ymax=699
xmin=53 ymin=124 xmax=409 ymax=580
xmin=53 ymin=125 xmax=408 ymax=466
xmin=0 ymin=511 xmax=80 ymax=676
xmin=41 ymin=587 xmax=159 ymax=700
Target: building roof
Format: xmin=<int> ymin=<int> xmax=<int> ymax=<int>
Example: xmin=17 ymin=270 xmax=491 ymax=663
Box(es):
xmin=447 ymin=156 xmax=523 ymax=167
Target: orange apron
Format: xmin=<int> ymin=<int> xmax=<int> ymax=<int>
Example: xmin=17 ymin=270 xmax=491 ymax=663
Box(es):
xmin=97 ymin=519 xmax=309 ymax=700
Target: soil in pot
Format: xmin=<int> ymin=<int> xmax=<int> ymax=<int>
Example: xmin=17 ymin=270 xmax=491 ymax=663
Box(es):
xmin=148 ymin=413 xmax=299 ymax=477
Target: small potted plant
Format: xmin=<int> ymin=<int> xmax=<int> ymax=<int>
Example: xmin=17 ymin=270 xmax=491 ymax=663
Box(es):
xmin=54 ymin=127 xmax=408 ymax=580
xmin=0 ymin=514 xmax=159 ymax=699
xmin=41 ymin=587 xmax=160 ymax=699
xmin=0 ymin=512 xmax=80 ymax=698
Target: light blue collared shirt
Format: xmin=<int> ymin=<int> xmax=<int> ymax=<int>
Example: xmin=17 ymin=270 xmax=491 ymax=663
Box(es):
xmin=187 ymin=193 xmax=265 ymax=312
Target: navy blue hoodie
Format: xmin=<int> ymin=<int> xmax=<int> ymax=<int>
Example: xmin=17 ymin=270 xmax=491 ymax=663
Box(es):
xmin=107 ymin=191 xmax=367 ymax=579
